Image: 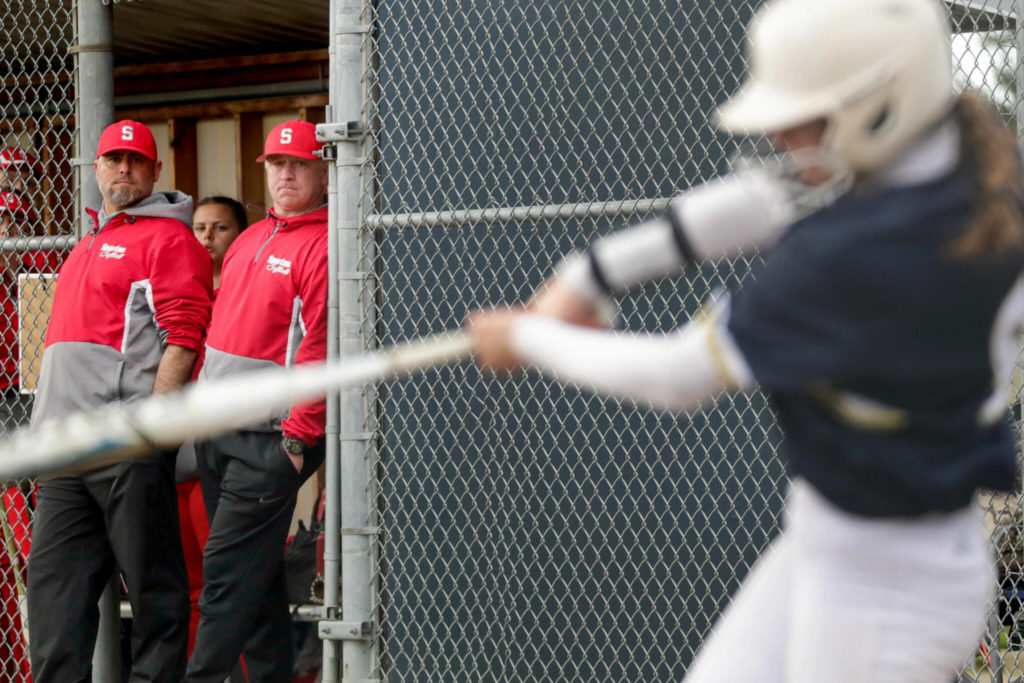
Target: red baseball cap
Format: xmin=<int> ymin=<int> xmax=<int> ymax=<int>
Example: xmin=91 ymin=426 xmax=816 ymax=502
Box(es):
xmin=0 ymin=191 xmax=36 ymax=222
xmin=0 ymin=148 xmax=45 ymax=178
xmin=96 ymin=120 xmax=158 ymax=161
xmin=257 ymin=120 xmax=323 ymax=162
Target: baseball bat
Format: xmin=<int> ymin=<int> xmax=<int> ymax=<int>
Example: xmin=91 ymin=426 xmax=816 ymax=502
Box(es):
xmin=0 ymin=330 xmax=474 ymax=481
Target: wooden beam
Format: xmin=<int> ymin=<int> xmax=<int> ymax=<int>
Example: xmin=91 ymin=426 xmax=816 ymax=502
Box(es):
xmin=113 ymin=50 xmax=329 ymax=78
xmin=235 ymin=112 xmax=266 ymax=224
xmin=116 ymin=61 xmax=327 ymax=97
xmin=168 ymin=117 xmax=198 ymax=201
xmin=116 ymin=95 xmax=328 ymax=124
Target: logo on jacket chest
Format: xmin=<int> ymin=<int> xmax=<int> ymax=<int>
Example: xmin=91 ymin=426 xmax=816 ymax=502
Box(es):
xmin=99 ymin=243 xmax=126 ymax=259
xmin=266 ymin=255 xmax=292 ymax=275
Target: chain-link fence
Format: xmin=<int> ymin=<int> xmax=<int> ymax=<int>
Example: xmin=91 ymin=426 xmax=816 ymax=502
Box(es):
xmin=3 ymin=0 xmax=1024 ymax=681
xmin=357 ymin=1 xmax=1024 ymax=681
xmin=363 ymin=3 xmax=776 ymax=679
xmin=943 ymin=5 xmax=1024 ymax=681
xmin=0 ymin=1 xmax=75 ymax=680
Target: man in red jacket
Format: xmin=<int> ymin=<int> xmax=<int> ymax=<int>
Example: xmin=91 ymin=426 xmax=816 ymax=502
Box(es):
xmin=186 ymin=120 xmax=328 ymax=683
xmin=27 ymin=120 xmax=212 ymax=682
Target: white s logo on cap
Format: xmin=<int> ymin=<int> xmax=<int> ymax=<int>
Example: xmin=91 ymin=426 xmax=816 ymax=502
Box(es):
xmin=121 ymin=125 xmax=134 ymax=141
xmin=280 ymin=128 xmax=293 ymax=145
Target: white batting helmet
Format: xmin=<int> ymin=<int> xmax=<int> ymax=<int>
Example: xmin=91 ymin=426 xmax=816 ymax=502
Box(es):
xmin=715 ymin=0 xmax=955 ymax=172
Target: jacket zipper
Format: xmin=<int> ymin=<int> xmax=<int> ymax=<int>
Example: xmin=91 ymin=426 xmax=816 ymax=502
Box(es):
xmin=85 ymin=213 xmax=126 ymax=248
xmin=86 ymin=217 xmax=104 ymax=248
xmin=253 ymin=218 xmax=284 ymax=264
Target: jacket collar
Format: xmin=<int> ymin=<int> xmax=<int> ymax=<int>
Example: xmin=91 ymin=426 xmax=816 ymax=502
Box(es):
xmin=265 ymin=203 xmax=328 ymax=231
xmin=86 ymin=190 xmax=194 ymax=232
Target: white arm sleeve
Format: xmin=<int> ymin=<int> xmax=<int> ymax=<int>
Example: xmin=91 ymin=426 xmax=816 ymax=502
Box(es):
xmin=510 ymin=309 xmax=755 ymax=413
xmin=557 ymin=170 xmax=795 ymax=305
xmin=672 ymin=169 xmax=795 ymax=257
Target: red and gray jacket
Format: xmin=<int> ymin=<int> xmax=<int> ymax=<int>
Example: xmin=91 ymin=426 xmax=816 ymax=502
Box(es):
xmin=201 ymin=205 xmax=328 ymax=445
xmin=31 ymin=191 xmax=213 ymax=426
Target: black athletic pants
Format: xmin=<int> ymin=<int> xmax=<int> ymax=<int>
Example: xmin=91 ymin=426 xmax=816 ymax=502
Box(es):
xmin=27 ymin=452 xmax=190 ymax=683
xmin=185 ymin=430 xmax=324 ymax=683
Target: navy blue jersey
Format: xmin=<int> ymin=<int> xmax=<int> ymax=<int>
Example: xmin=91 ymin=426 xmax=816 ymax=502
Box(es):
xmin=727 ymin=164 xmax=1024 ymax=516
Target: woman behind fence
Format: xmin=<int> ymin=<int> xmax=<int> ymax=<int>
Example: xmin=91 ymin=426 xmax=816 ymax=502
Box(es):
xmin=176 ymin=195 xmax=248 ymax=659
xmin=468 ymin=0 xmax=1024 ymax=680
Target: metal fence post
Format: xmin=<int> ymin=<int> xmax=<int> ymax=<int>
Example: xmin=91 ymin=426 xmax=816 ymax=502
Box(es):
xmin=320 ymin=0 xmax=372 ymax=680
xmin=75 ymin=1 xmax=120 ymax=680
xmin=91 ymin=578 xmax=121 ymax=682
xmin=319 ymin=4 xmax=342 ymax=680
xmin=73 ymin=0 xmax=113 ymax=239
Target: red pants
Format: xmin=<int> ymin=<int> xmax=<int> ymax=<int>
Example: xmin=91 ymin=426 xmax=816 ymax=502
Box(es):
xmin=176 ymin=479 xmax=210 ymax=659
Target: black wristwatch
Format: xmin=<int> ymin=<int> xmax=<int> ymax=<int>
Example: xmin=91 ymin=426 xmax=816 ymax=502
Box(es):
xmin=282 ymin=436 xmax=306 ymax=457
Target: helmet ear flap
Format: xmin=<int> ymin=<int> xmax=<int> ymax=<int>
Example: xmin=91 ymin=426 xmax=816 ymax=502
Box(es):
xmin=867 ymin=104 xmax=893 ymax=134
xmin=827 ymin=75 xmax=938 ymax=171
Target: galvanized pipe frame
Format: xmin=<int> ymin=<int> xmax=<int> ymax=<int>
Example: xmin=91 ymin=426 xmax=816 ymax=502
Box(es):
xmin=75 ymin=0 xmax=113 ymax=241
xmin=75 ymin=1 xmax=121 ymax=680
xmin=323 ymin=0 xmax=375 ymax=681
xmin=321 ymin=0 xmax=342 ymax=674
xmin=0 ymin=236 xmax=79 ymax=252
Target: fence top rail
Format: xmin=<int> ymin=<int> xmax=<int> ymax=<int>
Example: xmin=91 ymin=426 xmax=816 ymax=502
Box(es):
xmin=366 ymin=197 xmax=673 ymax=230
xmin=0 ymin=235 xmax=79 ymax=252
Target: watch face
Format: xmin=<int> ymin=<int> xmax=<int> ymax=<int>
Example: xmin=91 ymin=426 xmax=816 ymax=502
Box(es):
xmin=284 ymin=438 xmax=304 ymax=455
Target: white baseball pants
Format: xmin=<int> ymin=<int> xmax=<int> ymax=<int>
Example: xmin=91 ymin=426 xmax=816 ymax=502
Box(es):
xmin=685 ymin=479 xmax=994 ymax=683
